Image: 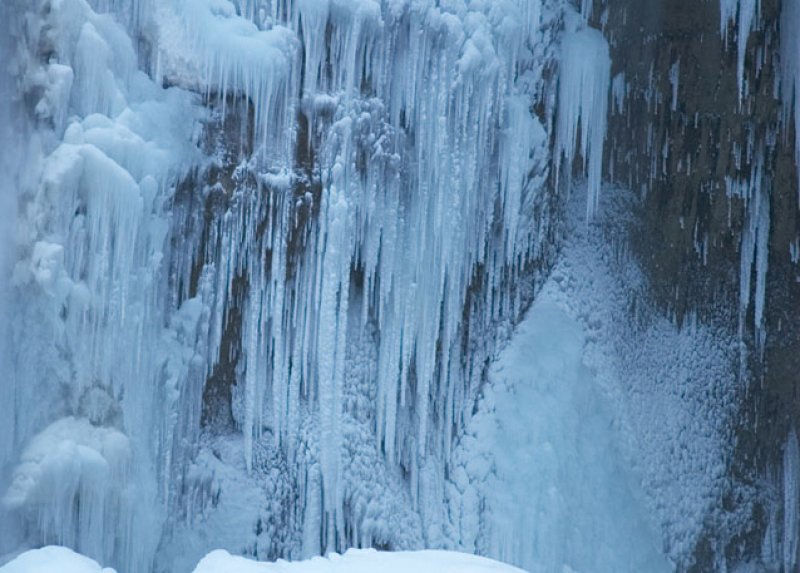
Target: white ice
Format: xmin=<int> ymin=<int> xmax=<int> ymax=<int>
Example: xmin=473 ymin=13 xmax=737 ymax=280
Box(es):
xmin=2 ymin=0 xmax=723 ymax=570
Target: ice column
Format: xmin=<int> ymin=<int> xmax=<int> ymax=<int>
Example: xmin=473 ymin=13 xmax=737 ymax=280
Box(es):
xmin=727 ymin=154 xmax=770 ymax=354
xmin=720 ymin=0 xmax=758 ymax=101
xmin=556 ymin=14 xmax=610 ymax=219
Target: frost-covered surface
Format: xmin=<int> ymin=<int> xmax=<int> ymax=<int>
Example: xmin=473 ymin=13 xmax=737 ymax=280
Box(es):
xmin=447 ymin=297 xmax=669 ymax=572
xmin=446 ymin=187 xmax=741 ymax=570
xmin=542 ymin=190 xmax=740 ymax=564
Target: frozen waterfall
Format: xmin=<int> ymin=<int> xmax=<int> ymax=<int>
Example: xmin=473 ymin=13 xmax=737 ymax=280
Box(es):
xmin=0 ymin=0 xmax=565 ymax=568
xmin=2 ymin=0 xmax=796 ymax=571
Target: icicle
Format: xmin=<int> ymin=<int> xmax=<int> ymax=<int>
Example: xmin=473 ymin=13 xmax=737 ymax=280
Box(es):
xmin=3 ymin=0 xmax=205 ymax=569
xmin=720 ymin=0 xmax=758 ymax=102
xmin=783 ymin=429 xmax=799 ymax=572
xmin=732 ymin=152 xmax=770 ymax=356
xmin=556 ymin=13 xmax=611 ymax=219
xmin=780 ymin=0 xmax=800 ymax=202
xmin=162 ymin=0 xmax=298 ymax=163
xmin=669 ymin=60 xmax=680 ymax=112
xmin=611 ymin=72 xmax=627 ymax=115
xmin=581 ymin=0 xmax=593 ymax=23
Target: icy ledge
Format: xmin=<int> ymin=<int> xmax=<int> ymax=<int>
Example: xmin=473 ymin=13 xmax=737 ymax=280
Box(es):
xmin=0 ymin=547 xmax=522 ymax=573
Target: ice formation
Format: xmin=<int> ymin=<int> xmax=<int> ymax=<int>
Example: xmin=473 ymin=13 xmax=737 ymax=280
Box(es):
xmin=1 ymin=0 xmax=564 ymax=570
xmin=154 ymin=4 xmax=558 ymax=561
xmin=455 ymin=298 xmax=669 ymax=572
xmin=447 ymin=187 xmax=742 ymax=570
xmin=726 ymin=153 xmax=771 ymax=355
xmin=2 ymin=418 xmax=131 ymax=565
xmin=1 ymin=0 xmax=204 ymax=569
xmin=783 ymin=430 xmax=799 ymax=572
xmin=2 ymin=0 xmax=757 ymax=569
xmin=781 ymin=0 xmax=800 ymax=198
xmin=720 ymin=0 xmax=759 ymax=101
xmin=555 ymin=11 xmax=611 ymax=220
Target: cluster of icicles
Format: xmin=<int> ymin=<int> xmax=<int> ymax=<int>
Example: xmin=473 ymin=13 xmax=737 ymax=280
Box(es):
xmin=0 ymin=0 xmax=617 ymax=570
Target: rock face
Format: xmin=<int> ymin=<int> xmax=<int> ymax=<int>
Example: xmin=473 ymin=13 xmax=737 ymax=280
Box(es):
xmin=602 ymin=0 xmax=800 ymax=569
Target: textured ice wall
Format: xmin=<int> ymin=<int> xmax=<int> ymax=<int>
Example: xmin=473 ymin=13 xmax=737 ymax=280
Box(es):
xmin=0 ymin=0 xmax=23 ymax=470
xmin=452 ymin=297 xmax=670 ymax=572
xmin=150 ymin=1 xmax=573 ymax=568
xmin=0 ymin=0 xmax=587 ymax=570
xmin=446 ymin=184 xmax=743 ymax=571
xmin=0 ymin=0 xmax=205 ymax=569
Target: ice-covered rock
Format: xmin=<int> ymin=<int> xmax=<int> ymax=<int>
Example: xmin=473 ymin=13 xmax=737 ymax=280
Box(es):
xmin=2 ymin=419 xmax=131 ymax=565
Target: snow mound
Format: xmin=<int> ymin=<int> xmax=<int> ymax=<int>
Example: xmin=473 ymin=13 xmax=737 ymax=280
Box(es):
xmin=0 ymin=547 xmax=520 ymax=573
xmin=0 ymin=546 xmax=116 ymax=573
xmin=192 ymin=549 xmax=523 ymax=573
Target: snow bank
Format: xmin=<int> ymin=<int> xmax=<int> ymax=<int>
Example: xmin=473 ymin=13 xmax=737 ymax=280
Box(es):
xmin=0 ymin=547 xmax=519 ymax=573
xmin=192 ymin=549 xmax=523 ymax=573
xmin=0 ymin=546 xmax=116 ymax=573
